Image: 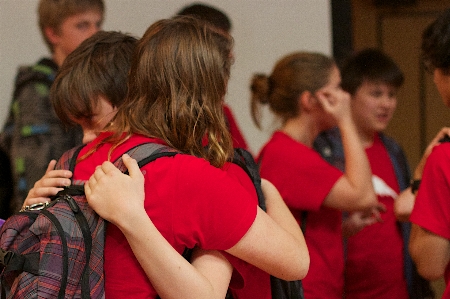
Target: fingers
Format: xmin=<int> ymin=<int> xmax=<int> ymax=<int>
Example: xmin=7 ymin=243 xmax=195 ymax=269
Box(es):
xmin=122 ymin=154 xmax=142 ymax=180
xmin=34 ymin=176 xmax=71 ymax=189
xmin=376 ymin=202 xmax=387 ymax=213
xmin=84 ymin=181 xmax=91 ymax=199
xmin=314 ymin=88 xmax=350 ymax=114
xmin=92 ymin=161 xmax=116 ymax=182
xmin=32 ymin=186 xmax=64 ymax=197
xmin=24 ymin=185 xmax=64 ymax=207
xmin=426 ymin=127 xmax=450 ymax=149
xmin=314 ymin=90 xmax=331 ymax=109
xmin=438 ymin=127 xmax=450 ymax=139
xmin=36 ymin=165 xmax=72 ymax=188
xmin=370 ymin=209 xmax=384 ymax=224
xmin=45 ymin=160 xmax=57 ymax=173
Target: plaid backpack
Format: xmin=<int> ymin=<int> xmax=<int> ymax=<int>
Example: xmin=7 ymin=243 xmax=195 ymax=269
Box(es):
xmin=0 ymin=142 xmax=177 ymax=299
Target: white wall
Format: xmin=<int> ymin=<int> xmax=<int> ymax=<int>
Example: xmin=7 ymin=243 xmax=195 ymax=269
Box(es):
xmin=0 ymin=0 xmax=331 ymax=155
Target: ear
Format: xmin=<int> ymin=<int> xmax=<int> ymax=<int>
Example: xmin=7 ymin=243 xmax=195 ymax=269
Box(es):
xmin=299 ymin=90 xmax=318 ymax=112
xmin=44 ymin=26 xmax=60 ymax=46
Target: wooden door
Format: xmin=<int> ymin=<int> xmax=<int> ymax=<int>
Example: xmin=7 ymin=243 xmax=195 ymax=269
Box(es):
xmin=351 ymin=0 xmax=450 ymax=168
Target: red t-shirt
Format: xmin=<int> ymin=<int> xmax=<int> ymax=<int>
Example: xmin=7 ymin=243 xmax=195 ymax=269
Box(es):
xmin=72 ymin=133 xmax=258 ymax=299
xmin=411 ymin=142 xmax=450 ymax=299
xmin=344 ymin=134 xmax=408 ymax=299
xmin=258 ymin=131 xmax=343 ymax=299
xmin=224 ymin=252 xmax=272 ymax=299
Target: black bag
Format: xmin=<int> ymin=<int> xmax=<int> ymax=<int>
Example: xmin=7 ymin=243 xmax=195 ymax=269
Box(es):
xmin=231 ymin=148 xmax=305 ymax=299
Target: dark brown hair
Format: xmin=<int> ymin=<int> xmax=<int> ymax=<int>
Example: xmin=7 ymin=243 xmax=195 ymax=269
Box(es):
xmin=51 ymin=31 xmax=137 ymax=126
xmin=340 ymin=48 xmax=404 ymax=95
xmin=422 ymin=8 xmax=450 ymax=75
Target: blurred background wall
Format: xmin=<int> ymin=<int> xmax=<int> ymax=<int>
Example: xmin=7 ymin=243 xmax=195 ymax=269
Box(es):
xmin=0 ymin=0 xmax=332 ymax=156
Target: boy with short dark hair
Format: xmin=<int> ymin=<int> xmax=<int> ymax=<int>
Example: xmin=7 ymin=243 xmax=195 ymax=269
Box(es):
xmin=314 ymin=48 xmax=434 ymax=299
xmin=23 ymin=30 xmax=137 ymax=207
xmin=1 ymin=0 xmax=104 ymax=215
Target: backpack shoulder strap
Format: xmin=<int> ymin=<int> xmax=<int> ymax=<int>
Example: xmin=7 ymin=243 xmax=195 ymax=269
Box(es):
xmin=46 ymin=145 xmax=87 ymax=201
xmin=113 ymin=142 xmax=178 ymax=173
xmin=232 ymin=148 xmax=266 ymax=211
xmin=55 ymin=144 xmax=87 ymax=173
xmin=12 ymin=58 xmax=57 ymax=100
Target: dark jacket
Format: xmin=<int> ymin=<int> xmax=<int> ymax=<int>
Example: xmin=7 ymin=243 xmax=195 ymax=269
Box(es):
xmin=0 ymin=58 xmax=83 ymax=216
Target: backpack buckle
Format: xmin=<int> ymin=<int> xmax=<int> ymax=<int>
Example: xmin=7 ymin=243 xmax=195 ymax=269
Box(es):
xmin=0 ymin=249 xmax=14 ymax=267
xmin=20 ymin=201 xmax=50 ymax=212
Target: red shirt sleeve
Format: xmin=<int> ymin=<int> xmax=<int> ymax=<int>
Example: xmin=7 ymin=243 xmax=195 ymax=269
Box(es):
xmin=411 ymin=143 xmax=450 ymax=240
xmin=259 ymin=132 xmax=342 ymax=211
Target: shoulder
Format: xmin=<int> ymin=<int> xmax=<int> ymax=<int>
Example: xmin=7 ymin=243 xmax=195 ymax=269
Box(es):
xmin=262 ymin=131 xmax=320 ymax=162
xmin=13 ymin=58 xmax=57 ymax=99
xmin=14 ymin=58 xmax=56 ymax=87
xmin=427 ymin=141 xmax=450 ymax=165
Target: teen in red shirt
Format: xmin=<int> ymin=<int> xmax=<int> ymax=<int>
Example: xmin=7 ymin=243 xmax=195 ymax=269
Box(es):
xmin=410 ymin=8 xmax=450 ymax=299
xmin=251 ymin=52 xmax=380 ymax=298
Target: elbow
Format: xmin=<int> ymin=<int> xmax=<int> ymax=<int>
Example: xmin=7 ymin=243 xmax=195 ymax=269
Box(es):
xmin=282 ymin=248 xmax=310 ymax=281
xmin=300 ymin=256 xmax=310 ymax=280
xmin=295 ymin=251 xmax=310 ymax=280
xmin=415 ymin=263 xmax=445 ymax=281
xmin=409 ymin=242 xmax=446 ymax=281
xmin=284 ymin=252 xmax=310 ymax=281
xmin=276 ymin=247 xmax=310 ymax=281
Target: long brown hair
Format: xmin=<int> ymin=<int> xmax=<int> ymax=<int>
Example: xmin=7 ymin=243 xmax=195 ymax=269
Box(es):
xmin=109 ymin=16 xmax=234 ymax=167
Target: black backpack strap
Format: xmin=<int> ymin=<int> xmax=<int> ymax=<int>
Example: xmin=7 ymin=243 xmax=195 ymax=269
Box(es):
xmin=54 ymin=144 xmax=86 ymax=174
xmin=52 ymin=191 xmax=92 ymax=299
xmin=0 ymin=249 xmax=40 ymax=299
xmin=68 ymin=146 xmax=85 ymax=174
xmin=40 ymin=210 xmax=70 ymax=299
xmin=0 ymin=249 xmax=40 ymax=275
xmin=232 ymin=148 xmax=266 ymax=211
xmin=47 ymin=145 xmax=92 ymax=299
xmin=69 ymin=196 xmax=92 ymax=299
xmin=232 ymin=148 xmax=306 ymax=299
